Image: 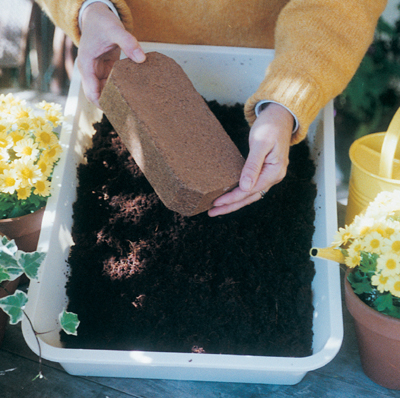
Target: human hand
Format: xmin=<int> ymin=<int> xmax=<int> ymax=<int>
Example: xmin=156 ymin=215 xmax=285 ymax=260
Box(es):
xmin=208 ymin=103 xmax=293 ymax=217
xmin=78 ymin=2 xmax=146 ymax=107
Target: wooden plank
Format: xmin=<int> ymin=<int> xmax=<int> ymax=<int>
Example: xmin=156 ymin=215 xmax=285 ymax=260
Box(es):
xmin=1 ymin=323 xmax=397 ymax=398
xmin=0 ymin=350 xmax=139 ymax=398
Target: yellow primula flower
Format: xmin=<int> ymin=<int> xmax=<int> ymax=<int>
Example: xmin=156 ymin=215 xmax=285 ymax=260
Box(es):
xmin=371 ymin=273 xmax=391 ymax=293
xmin=14 ymin=159 xmax=41 ymax=187
xmin=31 ymin=115 xmax=47 ymax=130
xmin=0 ymin=130 xmax=12 ymax=150
xmin=11 ymin=104 xmax=34 ymax=120
xmin=34 ymin=178 xmax=52 ymax=197
xmin=372 ymin=222 xmax=396 ymax=239
xmin=0 ymin=93 xmax=21 ymax=111
xmin=45 ymin=109 xmax=63 ymax=127
xmin=0 ymin=169 xmax=20 ymax=194
xmin=34 ymin=125 xmax=58 ymax=149
xmin=388 ymin=276 xmax=400 ymax=298
xmin=362 ymin=231 xmax=389 ymax=254
xmin=8 ymin=129 xmax=27 ymax=146
xmin=36 ymin=156 xmax=53 ymax=178
xmin=344 ymin=250 xmax=361 ymax=268
xmin=36 ymin=100 xmax=62 ymax=113
xmin=388 ymin=232 xmax=400 ymax=254
xmin=377 ymin=252 xmax=400 ymax=277
xmin=43 ymin=143 xmax=62 ymax=162
xmin=332 ymin=225 xmax=354 ymax=247
xmin=347 ymin=238 xmax=364 ymax=254
xmin=16 ymin=186 xmax=31 ymax=200
xmin=0 ymin=148 xmax=10 ymax=162
xmin=0 ymin=161 xmax=9 ymax=175
xmin=14 ymin=138 xmax=39 ymax=161
xmin=15 ymin=117 xmax=34 ymax=132
xmin=0 ymin=121 xmax=11 ymax=135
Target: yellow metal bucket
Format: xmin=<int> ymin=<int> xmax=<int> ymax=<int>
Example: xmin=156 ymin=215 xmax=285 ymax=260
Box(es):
xmin=346 ymin=108 xmax=400 ymax=226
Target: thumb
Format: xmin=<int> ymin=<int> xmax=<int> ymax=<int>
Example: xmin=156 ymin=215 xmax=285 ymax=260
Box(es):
xmin=115 ymin=30 xmax=146 ymax=63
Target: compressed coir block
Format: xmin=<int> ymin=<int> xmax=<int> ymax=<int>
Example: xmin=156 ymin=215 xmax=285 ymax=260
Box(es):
xmin=99 ymin=52 xmax=245 ymax=216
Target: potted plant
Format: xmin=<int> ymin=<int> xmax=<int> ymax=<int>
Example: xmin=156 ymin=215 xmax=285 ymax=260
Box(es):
xmin=0 ymin=235 xmax=79 ymax=378
xmin=0 ymin=92 xmax=63 ymax=252
xmin=0 ymin=93 xmax=63 ymax=349
xmin=312 ymin=190 xmax=400 ymax=390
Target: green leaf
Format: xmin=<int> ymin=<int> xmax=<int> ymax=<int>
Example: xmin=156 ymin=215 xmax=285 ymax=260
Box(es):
xmin=0 ymin=266 xmax=10 ymax=283
xmin=59 ymin=310 xmax=80 ymax=336
xmin=0 ymin=290 xmax=27 ymax=324
xmin=374 ymin=293 xmax=393 ymax=313
xmin=359 ymin=251 xmax=378 ymax=273
xmin=383 ymin=303 xmax=400 ymax=319
xmin=0 ymin=251 xmax=23 ymax=281
xmin=348 ymin=269 xmax=373 ymax=295
xmin=388 ymin=210 xmax=400 ymax=222
xmin=0 ymin=236 xmax=18 ymax=255
xmin=16 ymin=251 xmax=46 ymax=280
xmin=377 ymin=17 xmax=395 ymax=36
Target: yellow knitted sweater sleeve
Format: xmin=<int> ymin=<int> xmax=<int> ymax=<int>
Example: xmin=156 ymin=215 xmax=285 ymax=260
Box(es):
xmin=35 ymin=0 xmax=387 ymax=143
xmin=35 ymin=0 xmax=134 ymax=44
xmin=244 ymin=0 xmax=387 ymax=144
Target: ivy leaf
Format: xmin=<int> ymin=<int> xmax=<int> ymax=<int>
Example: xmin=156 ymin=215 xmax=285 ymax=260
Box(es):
xmin=59 ymin=310 xmax=80 ymax=336
xmin=0 ymin=290 xmax=28 ymax=324
xmin=16 ymin=251 xmax=46 ymax=280
xmin=0 ymin=251 xmax=23 ymax=282
xmin=0 ymin=236 xmax=18 ymax=255
xmin=0 ymin=266 xmax=10 ymax=283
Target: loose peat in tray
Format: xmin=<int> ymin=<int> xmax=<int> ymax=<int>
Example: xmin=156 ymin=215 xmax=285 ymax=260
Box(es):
xmin=61 ymin=101 xmax=317 ymax=357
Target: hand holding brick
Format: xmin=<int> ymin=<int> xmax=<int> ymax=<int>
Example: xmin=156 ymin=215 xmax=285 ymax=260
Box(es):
xmin=99 ymin=52 xmax=245 ymax=216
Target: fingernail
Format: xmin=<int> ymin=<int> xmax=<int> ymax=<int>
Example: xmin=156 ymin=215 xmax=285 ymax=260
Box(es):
xmin=240 ymin=176 xmax=252 ymax=191
xmin=132 ymin=49 xmax=146 ymax=62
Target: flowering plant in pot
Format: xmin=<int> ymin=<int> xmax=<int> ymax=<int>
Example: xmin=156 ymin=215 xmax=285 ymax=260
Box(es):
xmin=312 ymin=190 xmax=400 ymax=389
xmin=0 ymin=93 xmax=64 ymax=355
xmin=0 ymin=93 xmax=62 ymax=220
xmin=0 ymin=235 xmax=79 ymax=378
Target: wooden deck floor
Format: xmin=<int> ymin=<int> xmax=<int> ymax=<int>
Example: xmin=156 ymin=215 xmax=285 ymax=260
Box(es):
xmin=0 ymin=204 xmax=399 ymax=397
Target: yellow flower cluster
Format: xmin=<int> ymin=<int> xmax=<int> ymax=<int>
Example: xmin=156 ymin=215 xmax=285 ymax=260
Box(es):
xmin=333 ymin=191 xmax=400 ymax=298
xmin=0 ymin=93 xmax=62 ymax=200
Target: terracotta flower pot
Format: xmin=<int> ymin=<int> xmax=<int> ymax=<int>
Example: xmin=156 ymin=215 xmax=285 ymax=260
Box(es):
xmin=345 ymin=273 xmax=400 ymax=390
xmin=0 ymin=207 xmax=45 ymax=252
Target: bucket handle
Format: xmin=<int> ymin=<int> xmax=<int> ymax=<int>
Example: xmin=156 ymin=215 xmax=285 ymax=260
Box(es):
xmin=379 ymin=107 xmax=400 ymax=179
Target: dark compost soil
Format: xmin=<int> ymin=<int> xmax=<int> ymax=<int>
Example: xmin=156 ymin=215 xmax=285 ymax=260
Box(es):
xmin=61 ymin=101 xmax=317 ymax=357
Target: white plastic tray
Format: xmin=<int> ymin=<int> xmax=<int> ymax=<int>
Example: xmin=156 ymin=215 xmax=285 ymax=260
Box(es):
xmin=22 ymin=43 xmax=342 ymax=385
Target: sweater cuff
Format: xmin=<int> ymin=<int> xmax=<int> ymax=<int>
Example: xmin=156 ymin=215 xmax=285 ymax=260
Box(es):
xmin=245 ymin=65 xmax=323 ymax=145
xmin=255 ymin=100 xmax=299 ymax=133
xmin=78 ymin=0 xmax=121 ymax=31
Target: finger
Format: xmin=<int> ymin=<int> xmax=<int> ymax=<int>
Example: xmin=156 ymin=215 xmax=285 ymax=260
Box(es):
xmin=208 ymin=192 xmax=261 ymax=217
xmin=212 ymin=185 xmax=249 ymax=207
xmin=239 ymin=144 xmax=267 ymax=192
xmin=78 ymin=44 xmax=120 ymax=108
xmin=212 ymin=163 xmax=284 ymax=209
xmin=78 ymin=61 xmax=102 ymax=108
xmin=255 ymin=161 xmax=288 ymax=192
